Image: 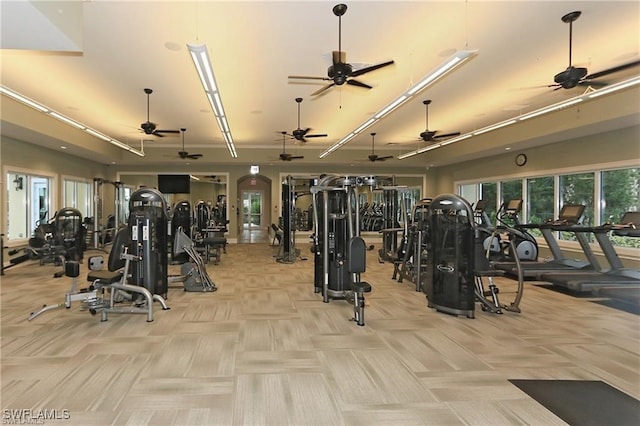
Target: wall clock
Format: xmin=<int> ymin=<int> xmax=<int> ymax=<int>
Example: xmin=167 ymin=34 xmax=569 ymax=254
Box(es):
xmin=515 ymin=153 xmax=527 ymax=167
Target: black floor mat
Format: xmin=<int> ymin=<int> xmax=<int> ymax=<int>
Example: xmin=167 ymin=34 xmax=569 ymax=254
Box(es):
xmin=509 ymin=379 xmax=640 ymax=426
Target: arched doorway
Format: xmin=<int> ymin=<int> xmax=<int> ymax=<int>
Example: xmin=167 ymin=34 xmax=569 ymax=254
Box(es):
xmin=237 ymin=174 xmax=272 ymax=243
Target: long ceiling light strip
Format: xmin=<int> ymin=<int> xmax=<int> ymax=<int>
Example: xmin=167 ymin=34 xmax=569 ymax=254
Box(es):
xmin=0 ymin=85 xmax=145 ymax=157
xmin=319 ymin=50 xmax=478 ymax=159
xmin=187 ymin=43 xmax=237 ymax=158
xmin=398 ymin=75 xmax=640 ymax=160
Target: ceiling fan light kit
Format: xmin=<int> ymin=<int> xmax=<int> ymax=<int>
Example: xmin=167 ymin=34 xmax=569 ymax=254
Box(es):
xmin=187 ymin=43 xmax=237 ymax=158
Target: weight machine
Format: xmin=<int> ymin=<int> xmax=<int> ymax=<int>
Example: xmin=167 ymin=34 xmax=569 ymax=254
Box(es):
xmin=277 ymin=176 xmax=303 ymax=263
xmin=394 ymin=198 xmax=432 ymax=292
xmin=170 ymin=200 xmax=191 ymax=263
xmin=127 ymin=187 xmax=169 ymax=299
xmin=91 ymin=178 xmax=125 ymax=249
xmin=310 ymin=175 xmax=384 ymax=325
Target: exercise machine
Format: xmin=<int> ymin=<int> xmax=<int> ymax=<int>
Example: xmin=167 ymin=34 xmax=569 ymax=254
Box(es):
xmin=278 ymin=176 xmax=301 ymax=263
xmin=91 ymin=178 xmax=124 ymax=250
xmin=540 ymin=211 xmax=640 ymax=292
xmin=394 ymin=198 xmax=432 ymax=292
xmin=29 ymin=227 xmax=170 ymax=322
xmin=172 ymin=227 xmax=218 ymax=292
xmin=493 ymin=204 xmax=593 ymax=278
xmin=425 ymin=194 xmax=476 ymax=318
xmin=475 ymin=199 xmax=538 ymax=263
xmin=27 ymin=207 xmax=87 ymax=277
xmin=170 ymin=199 xmax=191 ymax=263
xmin=127 ymin=187 xmax=169 ymax=299
xmin=310 ymin=175 xmax=379 ymax=325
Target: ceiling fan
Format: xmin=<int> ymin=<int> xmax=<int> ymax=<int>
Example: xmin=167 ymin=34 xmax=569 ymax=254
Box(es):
xmin=286 ymin=97 xmax=327 ymax=142
xmin=551 ymin=11 xmax=640 ymax=90
xmin=140 ymin=88 xmax=180 ymax=137
xmin=279 ymin=131 xmax=304 ymax=161
xmin=288 ymin=3 xmax=394 ymax=96
xmin=367 ymin=133 xmax=393 ymax=162
xmin=177 ymin=128 xmax=203 ymax=160
xmin=419 ymin=100 xmax=460 ymax=142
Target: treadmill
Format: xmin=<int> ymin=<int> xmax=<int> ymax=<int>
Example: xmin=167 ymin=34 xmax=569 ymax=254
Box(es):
xmin=494 ymin=204 xmax=594 ymax=279
xmin=541 ymin=211 xmax=640 ymax=293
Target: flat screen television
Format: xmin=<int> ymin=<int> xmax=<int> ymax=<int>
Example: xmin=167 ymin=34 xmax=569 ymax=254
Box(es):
xmin=157 ymin=174 xmax=190 ymax=194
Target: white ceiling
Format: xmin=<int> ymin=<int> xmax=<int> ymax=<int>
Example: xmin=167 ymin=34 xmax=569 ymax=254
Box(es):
xmin=1 ymin=1 xmax=639 ymax=169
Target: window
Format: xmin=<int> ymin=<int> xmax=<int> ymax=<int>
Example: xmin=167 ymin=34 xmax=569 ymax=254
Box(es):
xmin=526 ymin=176 xmax=554 ymax=237
xmin=479 ymin=182 xmax=497 ymax=224
xmin=5 ymin=171 xmax=53 ymax=242
xmin=559 ymin=172 xmax=594 ymax=226
xmin=457 ymin=166 xmax=638 ymax=250
xmin=500 ymin=179 xmax=523 ymax=207
xmin=601 ymin=168 xmax=640 ymax=248
xmin=63 ymin=177 xmax=92 ymax=219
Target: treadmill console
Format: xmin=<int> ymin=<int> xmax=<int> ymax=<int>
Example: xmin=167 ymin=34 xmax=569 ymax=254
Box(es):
xmin=505 ymin=199 xmax=523 ymax=214
xmin=547 ymin=204 xmax=585 ymax=226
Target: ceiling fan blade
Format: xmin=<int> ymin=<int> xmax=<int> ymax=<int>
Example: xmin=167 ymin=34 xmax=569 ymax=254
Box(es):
xmin=304 ymin=133 xmax=327 ymax=138
xmin=433 ymin=132 xmax=461 ymax=139
xmin=332 ymin=50 xmax=346 ymax=65
xmin=350 ymin=60 xmax=394 ymax=78
xmin=187 ymin=154 xmax=203 ymax=159
xmin=290 ymin=156 xmax=304 ymax=160
xmin=155 ymin=129 xmax=181 ymax=134
xmin=151 ymin=131 xmax=165 ymax=137
xmin=289 ymin=75 xmax=330 ymax=81
xmin=347 ymin=79 xmax=372 ymax=89
xmin=311 ymin=82 xmax=335 ymax=96
xmin=379 ymin=155 xmax=394 ymax=161
xmin=583 ymin=60 xmax=640 ymax=81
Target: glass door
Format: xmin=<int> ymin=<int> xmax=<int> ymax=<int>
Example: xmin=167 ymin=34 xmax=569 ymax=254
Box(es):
xmin=242 ymin=191 xmax=263 ymax=230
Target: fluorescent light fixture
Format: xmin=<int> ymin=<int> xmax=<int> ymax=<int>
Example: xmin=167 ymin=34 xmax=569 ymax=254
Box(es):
xmin=0 ymin=85 xmax=144 ymax=157
xmin=0 ymin=86 xmax=49 ymax=112
xmin=518 ymin=98 xmax=583 ymax=121
xmin=440 ymin=133 xmax=472 ymax=146
xmin=189 ymin=175 xmax=200 ymax=181
xmin=319 ymin=50 xmax=478 ymax=159
xmin=407 ymin=52 xmax=474 ymax=95
xmin=398 ymin=74 xmax=640 ymax=160
xmin=187 ymin=43 xmax=237 ymax=158
xmin=473 ymin=119 xmax=516 ymax=135
xmin=587 ymin=75 xmax=640 ymax=98
xmin=375 ymin=95 xmax=407 ymax=119
xmin=49 ymin=111 xmax=85 ymax=129
xmin=354 ymin=118 xmax=376 ymax=134
xmin=85 ymin=128 xmax=111 ymax=142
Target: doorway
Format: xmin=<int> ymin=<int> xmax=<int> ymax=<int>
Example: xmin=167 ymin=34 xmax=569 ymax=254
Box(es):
xmin=242 ymin=191 xmax=263 ymax=230
xmin=240 ymin=190 xmax=267 ymax=243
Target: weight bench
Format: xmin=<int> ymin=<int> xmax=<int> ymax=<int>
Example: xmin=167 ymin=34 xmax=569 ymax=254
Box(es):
xmin=348 ymin=236 xmax=372 ymax=326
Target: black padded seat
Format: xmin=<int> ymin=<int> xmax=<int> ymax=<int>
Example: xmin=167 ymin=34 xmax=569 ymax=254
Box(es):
xmin=203 ymin=237 xmax=226 ymax=246
xmin=351 ymin=281 xmax=372 ymax=293
xmin=87 ymin=227 xmax=129 ymax=285
xmin=87 ymin=270 xmax=122 ymax=284
xmin=348 ymin=236 xmax=372 ymax=326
